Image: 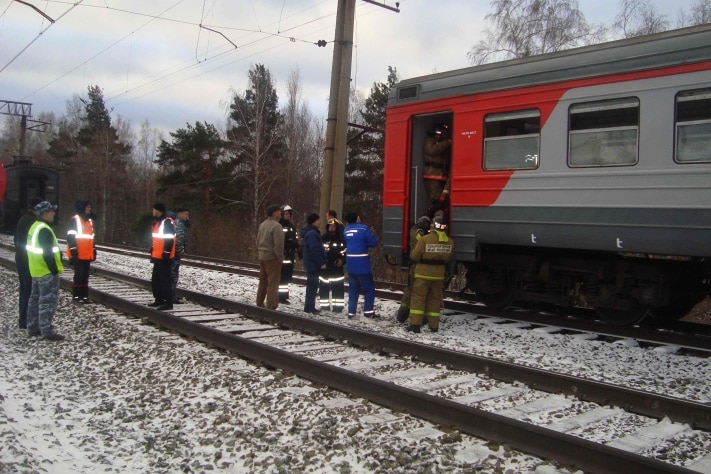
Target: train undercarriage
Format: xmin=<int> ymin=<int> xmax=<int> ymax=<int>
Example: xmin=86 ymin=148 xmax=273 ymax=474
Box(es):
xmin=461 ymin=246 xmax=710 ymax=324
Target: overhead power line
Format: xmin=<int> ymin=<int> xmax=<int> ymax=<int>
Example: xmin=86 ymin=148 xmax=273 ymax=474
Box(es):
xmin=0 ymin=0 xmax=84 ymax=74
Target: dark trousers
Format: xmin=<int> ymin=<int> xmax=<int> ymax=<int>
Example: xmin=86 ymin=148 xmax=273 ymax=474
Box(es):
xmin=171 ymin=257 xmax=181 ymax=300
xmin=72 ymin=260 xmax=91 ymax=299
xmin=151 ymin=259 xmax=173 ymax=304
xmin=279 ymin=260 xmax=294 ymax=302
xmin=15 ymin=256 xmax=31 ymax=329
xmin=319 ymin=269 xmax=345 ymax=311
xmin=304 ymin=271 xmax=320 ymax=312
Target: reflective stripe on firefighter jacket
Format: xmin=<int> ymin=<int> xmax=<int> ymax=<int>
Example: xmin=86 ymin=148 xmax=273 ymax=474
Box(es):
xmin=411 ymin=230 xmax=454 ymax=280
xmin=66 ymin=214 xmax=95 ymax=260
xmin=27 ymin=221 xmax=64 ymax=278
xmin=152 ymin=216 xmax=176 ymax=259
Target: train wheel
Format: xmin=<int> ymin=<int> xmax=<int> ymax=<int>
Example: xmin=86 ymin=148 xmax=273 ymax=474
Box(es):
xmin=477 ymin=281 xmax=514 ymax=308
xmin=478 ymin=290 xmax=514 ymax=308
xmin=595 ymin=306 xmax=649 ymax=325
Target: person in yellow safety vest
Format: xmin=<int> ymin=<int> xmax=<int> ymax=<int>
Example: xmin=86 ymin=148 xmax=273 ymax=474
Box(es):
xmin=148 ymin=202 xmax=176 ymax=311
xmin=66 ymin=200 xmax=97 ymax=304
xmin=407 ymin=214 xmax=455 ymax=333
xmin=26 ymin=201 xmax=65 ymax=341
xmin=397 ymin=215 xmax=431 ymax=322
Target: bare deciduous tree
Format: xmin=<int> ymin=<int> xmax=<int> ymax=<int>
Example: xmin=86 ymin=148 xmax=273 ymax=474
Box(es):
xmin=679 ymin=0 xmax=711 ymax=26
xmin=613 ymin=0 xmax=670 ymax=38
xmin=468 ymin=0 xmax=606 ymax=65
xmin=227 ymin=64 xmax=286 ymax=236
xmin=281 ymin=69 xmax=322 ymax=216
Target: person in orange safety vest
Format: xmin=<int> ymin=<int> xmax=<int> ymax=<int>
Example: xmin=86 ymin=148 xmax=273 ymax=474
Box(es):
xmin=148 ymin=202 xmax=176 ymax=311
xmin=66 ymin=200 xmax=97 ymax=304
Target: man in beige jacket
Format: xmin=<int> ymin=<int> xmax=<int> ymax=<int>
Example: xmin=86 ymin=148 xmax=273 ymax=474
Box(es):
xmin=256 ymin=204 xmax=285 ymax=309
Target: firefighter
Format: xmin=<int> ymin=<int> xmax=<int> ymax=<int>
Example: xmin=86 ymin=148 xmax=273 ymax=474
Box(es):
xmin=396 ymin=215 xmax=431 ymax=322
xmin=279 ymin=204 xmax=299 ymax=304
xmin=407 ymin=215 xmax=455 ymax=333
xmin=423 ymin=123 xmax=452 ymax=208
xmin=319 ymin=219 xmax=347 ymax=312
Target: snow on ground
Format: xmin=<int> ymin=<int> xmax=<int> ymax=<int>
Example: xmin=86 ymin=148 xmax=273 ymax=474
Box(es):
xmin=1 ymin=250 xmax=710 ymax=472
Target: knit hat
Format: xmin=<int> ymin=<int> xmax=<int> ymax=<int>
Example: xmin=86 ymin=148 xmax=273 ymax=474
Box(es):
xmin=75 ymin=200 xmax=92 ymax=213
xmin=153 ymin=202 xmax=166 ymax=213
xmin=175 ymin=206 xmax=189 ymax=213
xmin=266 ymin=204 xmax=281 ymax=216
xmin=307 ymin=213 xmax=320 ymax=225
xmin=34 ymin=201 xmax=58 ymax=214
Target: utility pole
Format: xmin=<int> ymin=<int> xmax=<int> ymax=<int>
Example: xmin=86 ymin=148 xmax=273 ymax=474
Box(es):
xmin=319 ymin=0 xmax=398 ymax=227
xmin=319 ymin=0 xmax=353 ymax=226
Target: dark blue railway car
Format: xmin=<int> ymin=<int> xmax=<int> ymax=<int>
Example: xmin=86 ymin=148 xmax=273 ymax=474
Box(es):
xmin=0 ymin=159 xmax=60 ymax=234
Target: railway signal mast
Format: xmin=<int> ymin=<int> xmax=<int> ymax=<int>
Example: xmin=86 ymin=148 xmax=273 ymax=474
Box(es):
xmin=0 ymin=100 xmax=50 ymax=165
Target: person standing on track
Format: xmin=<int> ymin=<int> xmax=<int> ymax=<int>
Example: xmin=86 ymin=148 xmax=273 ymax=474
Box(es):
xmin=343 ymin=212 xmax=379 ymax=319
xmin=300 ymin=213 xmax=327 ymax=314
xmin=407 ymin=215 xmax=455 ymax=333
xmin=148 ymin=202 xmax=176 ymax=311
xmin=256 ymin=204 xmax=285 ymax=310
xmin=396 ymin=215 xmax=431 ymax=323
xmin=14 ymin=196 xmax=42 ymax=329
xmin=278 ymin=204 xmax=298 ymax=304
xmin=66 ymin=200 xmax=96 ymax=304
xmin=26 ymin=201 xmax=65 ymax=341
xmin=171 ymin=207 xmax=191 ymax=304
xmin=319 ymin=218 xmax=346 ymax=313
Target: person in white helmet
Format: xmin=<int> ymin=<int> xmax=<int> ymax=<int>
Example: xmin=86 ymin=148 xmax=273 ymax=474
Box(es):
xmin=278 ymin=204 xmax=299 ymax=304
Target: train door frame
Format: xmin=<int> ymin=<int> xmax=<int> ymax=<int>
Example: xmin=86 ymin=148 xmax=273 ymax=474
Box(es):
xmin=407 ymin=112 xmax=454 ymax=226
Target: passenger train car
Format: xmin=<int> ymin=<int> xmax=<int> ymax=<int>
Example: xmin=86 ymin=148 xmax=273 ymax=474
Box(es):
xmin=0 ymin=159 xmax=60 ymax=234
xmin=382 ymin=25 xmax=711 ymax=324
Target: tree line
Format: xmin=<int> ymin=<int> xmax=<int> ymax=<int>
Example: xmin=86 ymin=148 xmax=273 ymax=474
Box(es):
xmin=0 ymin=0 xmax=708 ymax=280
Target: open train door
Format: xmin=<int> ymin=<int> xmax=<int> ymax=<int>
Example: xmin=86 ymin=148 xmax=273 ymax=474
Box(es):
xmin=406 ymin=112 xmax=453 ymax=235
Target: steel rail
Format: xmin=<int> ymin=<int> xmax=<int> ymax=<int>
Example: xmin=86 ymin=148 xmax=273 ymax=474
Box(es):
xmin=85 ymin=241 xmax=711 ymax=349
xmin=86 ymin=266 xmax=711 ymax=432
xmin=0 ymin=256 xmax=699 ymax=473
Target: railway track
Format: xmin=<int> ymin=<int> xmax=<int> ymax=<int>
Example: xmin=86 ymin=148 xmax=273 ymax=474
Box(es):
xmin=1 ymin=250 xmax=709 ymax=473
xmin=85 ymin=242 xmax=711 ymax=353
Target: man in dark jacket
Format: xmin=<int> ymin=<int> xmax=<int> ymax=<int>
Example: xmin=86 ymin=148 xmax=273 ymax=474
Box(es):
xmin=171 ymin=207 xmax=191 ymax=303
xmin=299 ymin=213 xmax=327 ymax=314
xmin=14 ymin=196 xmax=42 ymax=329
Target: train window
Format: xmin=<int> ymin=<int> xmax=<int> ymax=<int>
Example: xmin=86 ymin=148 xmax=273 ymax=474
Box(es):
xmin=397 ymin=85 xmax=419 ymax=100
xmin=483 ymin=110 xmax=540 ymax=170
xmin=675 ymin=89 xmax=711 ymax=163
xmin=568 ymin=98 xmax=639 ymax=167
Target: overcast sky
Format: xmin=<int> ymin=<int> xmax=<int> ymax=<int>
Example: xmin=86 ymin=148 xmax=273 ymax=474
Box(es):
xmin=0 ymin=0 xmax=698 ymax=136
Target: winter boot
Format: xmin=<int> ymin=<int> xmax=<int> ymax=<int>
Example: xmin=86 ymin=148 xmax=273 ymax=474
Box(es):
xmin=396 ymin=305 xmax=409 ymax=322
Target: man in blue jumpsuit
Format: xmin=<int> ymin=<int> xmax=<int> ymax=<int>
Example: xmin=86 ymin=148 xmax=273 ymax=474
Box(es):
xmin=343 ymin=212 xmax=378 ymax=319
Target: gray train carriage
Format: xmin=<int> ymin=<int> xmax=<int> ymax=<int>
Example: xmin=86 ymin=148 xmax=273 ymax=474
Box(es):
xmin=382 ymin=25 xmax=711 ymax=324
